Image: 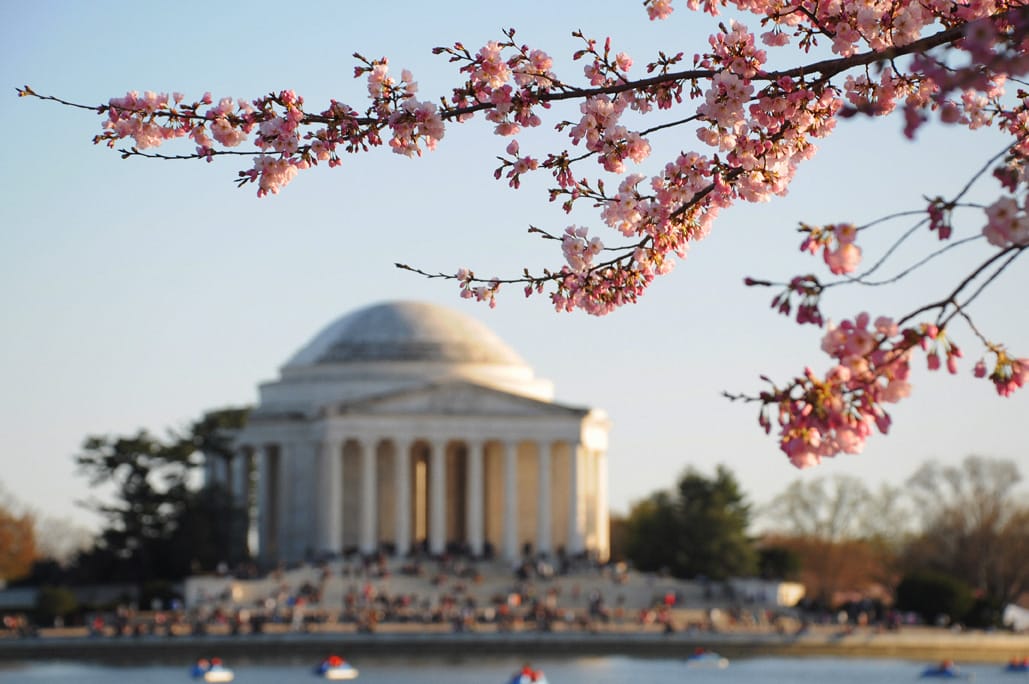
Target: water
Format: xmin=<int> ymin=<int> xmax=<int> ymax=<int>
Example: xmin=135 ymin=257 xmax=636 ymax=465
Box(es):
xmin=1 ymin=656 xmax=1021 ymax=684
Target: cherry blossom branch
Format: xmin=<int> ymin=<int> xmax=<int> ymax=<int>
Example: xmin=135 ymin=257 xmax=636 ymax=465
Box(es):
xmin=19 ymin=1 xmax=1029 ymax=468
xmin=898 ymin=245 xmax=1026 ymax=327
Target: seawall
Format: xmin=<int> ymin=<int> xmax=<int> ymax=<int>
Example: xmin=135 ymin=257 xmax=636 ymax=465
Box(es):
xmin=1 ymin=625 xmax=1025 ymax=664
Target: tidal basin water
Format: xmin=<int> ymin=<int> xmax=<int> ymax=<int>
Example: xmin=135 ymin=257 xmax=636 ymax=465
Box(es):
xmin=3 ymin=656 xmax=1022 ymax=684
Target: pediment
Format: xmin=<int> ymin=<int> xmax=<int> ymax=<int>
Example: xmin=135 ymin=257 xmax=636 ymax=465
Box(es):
xmin=332 ymin=382 xmax=587 ymax=418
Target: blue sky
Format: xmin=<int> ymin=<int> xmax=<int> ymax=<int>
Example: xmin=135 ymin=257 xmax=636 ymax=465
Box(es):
xmin=2 ymin=1 xmax=1026 ymax=533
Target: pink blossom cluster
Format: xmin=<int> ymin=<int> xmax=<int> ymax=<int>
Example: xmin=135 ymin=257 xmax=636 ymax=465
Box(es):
xmin=646 ymin=0 xmax=674 ymax=21
xmin=103 ymin=90 xmax=198 ymax=150
xmin=799 ymin=223 xmax=863 ymax=275
xmin=761 ymin=274 xmax=825 ymax=327
xmin=975 ymin=351 xmax=1029 ymax=396
xmin=248 ymin=157 xmax=299 ymax=197
xmin=441 ymin=31 xmax=556 ymax=137
xmin=561 ymin=226 xmax=605 ymax=272
xmin=770 ymin=313 xmax=916 ymax=468
xmin=92 ymin=59 xmax=452 ymax=196
xmin=919 ymin=323 xmax=963 ymax=374
xmin=541 ymin=24 xmax=844 ymax=312
xmin=927 ymin=197 xmax=955 ymax=240
xmin=363 ymin=61 xmax=446 ymax=157
xmin=568 ymin=94 xmax=652 ymax=173
xmin=549 ymin=263 xmax=658 ymax=315
xmin=495 ymin=140 xmax=540 ymax=189
xmin=983 ymin=195 xmax=1029 ymax=246
xmin=98 ymin=89 xmax=310 ymax=194
xmin=456 ymin=268 xmax=501 ymax=308
xmin=388 ymin=98 xmax=445 ymax=157
xmin=670 ymin=0 xmax=1014 ymax=58
xmin=771 ymin=310 xmax=1029 ymax=466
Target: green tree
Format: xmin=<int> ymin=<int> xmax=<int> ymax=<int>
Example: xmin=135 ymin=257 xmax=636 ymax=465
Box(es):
xmin=163 ymin=407 xmax=251 ymax=572
xmin=76 ymin=430 xmax=189 ymax=583
xmin=73 ymin=407 xmax=250 ymax=585
xmin=895 ymin=570 xmax=974 ymax=626
xmin=757 ymin=545 xmax=802 ymax=581
xmin=606 ymin=514 xmax=629 ymax=563
xmin=623 ymin=465 xmax=756 ymax=580
xmin=623 ymin=492 xmax=679 ymax=574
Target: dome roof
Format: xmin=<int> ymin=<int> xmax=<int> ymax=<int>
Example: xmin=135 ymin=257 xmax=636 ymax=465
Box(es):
xmin=285 ymin=301 xmax=528 ymax=368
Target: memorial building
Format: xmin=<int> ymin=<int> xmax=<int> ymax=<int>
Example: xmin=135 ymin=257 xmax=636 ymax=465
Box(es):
xmin=205 ymin=301 xmax=611 ymax=565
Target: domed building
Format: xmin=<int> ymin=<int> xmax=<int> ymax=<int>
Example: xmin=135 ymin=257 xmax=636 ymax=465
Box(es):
xmin=208 ymin=301 xmax=611 ymax=565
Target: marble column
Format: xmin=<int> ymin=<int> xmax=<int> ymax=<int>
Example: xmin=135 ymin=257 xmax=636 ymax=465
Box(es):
xmin=254 ymin=444 xmax=269 ymax=560
xmin=203 ymin=455 xmax=218 ymax=491
xmin=318 ymin=439 xmax=343 ymax=555
xmin=567 ymin=443 xmax=585 ymax=554
xmin=594 ymin=449 xmax=609 ymax=561
xmin=394 ymin=440 xmax=411 ymax=557
xmin=230 ymin=448 xmax=248 ymax=507
xmin=428 ymin=440 xmax=447 ymax=555
xmin=359 ymin=439 xmax=376 ymax=555
xmin=503 ymin=441 xmax=518 ymax=561
xmin=466 ymin=440 xmax=485 ymax=557
xmin=242 ymin=447 xmax=257 ymax=558
xmin=536 ymin=441 xmax=552 ymax=555
xmin=219 ymin=455 xmax=231 ymax=491
xmin=277 ymin=443 xmax=293 ymax=562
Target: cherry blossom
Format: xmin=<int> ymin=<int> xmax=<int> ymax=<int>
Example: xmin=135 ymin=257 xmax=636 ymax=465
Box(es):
xmin=19 ymin=0 xmax=1029 ymax=467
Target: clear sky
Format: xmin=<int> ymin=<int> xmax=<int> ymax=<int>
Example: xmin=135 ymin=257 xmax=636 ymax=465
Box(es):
xmin=2 ymin=1 xmax=1026 ymax=534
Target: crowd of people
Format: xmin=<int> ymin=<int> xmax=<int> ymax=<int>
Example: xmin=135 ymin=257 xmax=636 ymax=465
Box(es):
xmin=181 ymin=554 xmax=682 ymax=637
xmin=0 ymin=552 xmax=826 ymax=640
xmin=3 ymin=553 xmax=769 ymax=638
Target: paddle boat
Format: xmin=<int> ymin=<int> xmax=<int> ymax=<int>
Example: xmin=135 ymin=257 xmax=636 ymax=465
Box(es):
xmin=920 ymin=660 xmax=964 ymax=679
xmin=507 ymin=664 xmax=548 ymax=684
xmin=190 ymin=658 xmax=234 ymax=682
xmin=686 ymin=647 xmax=729 ymax=669
xmin=315 ymin=655 xmax=360 ymax=680
xmin=1005 ymin=657 xmax=1029 ymax=673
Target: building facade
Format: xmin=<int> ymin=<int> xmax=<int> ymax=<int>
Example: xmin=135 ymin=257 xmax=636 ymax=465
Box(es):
xmin=205 ymin=301 xmax=610 ymax=565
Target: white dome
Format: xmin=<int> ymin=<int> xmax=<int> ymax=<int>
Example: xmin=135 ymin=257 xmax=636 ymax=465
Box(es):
xmin=259 ymin=301 xmax=554 ymax=410
xmin=285 ymin=300 xmax=527 ymax=368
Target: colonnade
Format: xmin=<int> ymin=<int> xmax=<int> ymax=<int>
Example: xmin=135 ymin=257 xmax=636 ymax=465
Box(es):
xmin=220 ymin=434 xmax=609 ymax=565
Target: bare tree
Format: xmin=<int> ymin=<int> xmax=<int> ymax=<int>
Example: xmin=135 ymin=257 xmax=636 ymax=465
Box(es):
xmin=763 ymin=475 xmax=911 ymax=544
xmin=761 ymin=475 xmax=910 ymax=606
xmin=903 ymin=455 xmax=1027 ymax=605
xmin=33 ymin=516 xmax=94 ymax=566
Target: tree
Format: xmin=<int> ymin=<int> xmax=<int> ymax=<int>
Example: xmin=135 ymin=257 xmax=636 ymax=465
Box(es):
xmin=623 ymin=492 xmax=681 ymax=574
xmin=32 ymin=516 xmax=94 ymax=566
xmin=606 ymin=514 xmax=631 ymax=563
xmin=895 ymin=569 xmax=974 ymax=626
xmin=757 ymin=545 xmax=801 ymax=581
xmin=623 ymin=465 xmax=756 ymax=580
xmin=74 ymin=407 xmax=250 ymax=584
xmin=76 ymin=430 xmax=191 ymax=583
xmin=0 ymin=495 xmax=36 ymax=583
xmin=901 ymin=455 xmax=1029 ymax=607
xmin=761 ymin=475 xmax=906 ymax=606
xmin=764 ymin=474 xmax=917 ymax=550
xmin=18 ymin=2 xmax=1029 ymax=467
xmin=171 ymin=407 xmax=251 ymax=571
xmin=761 ymin=533 xmax=893 ymax=608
